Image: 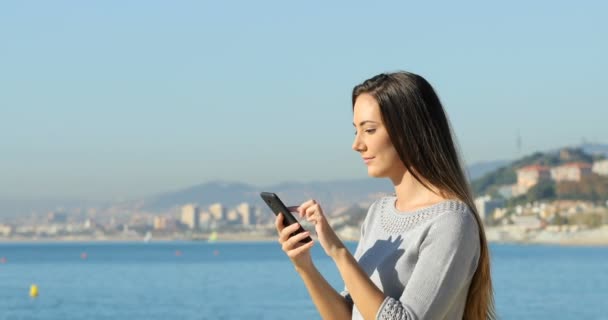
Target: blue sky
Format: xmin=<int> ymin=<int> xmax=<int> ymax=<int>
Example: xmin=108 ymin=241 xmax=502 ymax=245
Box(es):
xmin=1 ymin=1 xmax=606 ymax=201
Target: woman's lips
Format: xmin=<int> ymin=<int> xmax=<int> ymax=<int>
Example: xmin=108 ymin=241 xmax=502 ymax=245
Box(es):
xmin=363 ymin=157 xmax=374 ymax=164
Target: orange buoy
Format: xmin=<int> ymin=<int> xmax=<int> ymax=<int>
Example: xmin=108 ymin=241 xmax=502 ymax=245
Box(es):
xmin=80 ymin=252 xmax=88 ymax=260
xmin=0 ymin=256 xmax=6 ymax=264
xmin=175 ymin=250 xmax=182 ymax=257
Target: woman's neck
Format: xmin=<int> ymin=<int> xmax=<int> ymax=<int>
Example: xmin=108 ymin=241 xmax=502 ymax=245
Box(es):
xmin=390 ymin=170 xmax=447 ymax=212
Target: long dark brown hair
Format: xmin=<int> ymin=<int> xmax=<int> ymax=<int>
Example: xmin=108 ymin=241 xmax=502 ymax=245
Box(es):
xmin=352 ymin=71 xmax=496 ymax=320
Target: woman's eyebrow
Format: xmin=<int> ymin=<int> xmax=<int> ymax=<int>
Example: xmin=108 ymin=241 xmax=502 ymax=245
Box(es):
xmin=352 ymin=120 xmax=379 ymax=127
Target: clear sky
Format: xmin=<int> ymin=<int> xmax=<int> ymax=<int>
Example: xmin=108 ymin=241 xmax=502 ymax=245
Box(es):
xmin=1 ymin=1 xmax=606 ymax=201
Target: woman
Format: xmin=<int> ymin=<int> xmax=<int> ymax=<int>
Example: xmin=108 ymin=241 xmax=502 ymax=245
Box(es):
xmin=275 ymin=71 xmax=496 ymax=320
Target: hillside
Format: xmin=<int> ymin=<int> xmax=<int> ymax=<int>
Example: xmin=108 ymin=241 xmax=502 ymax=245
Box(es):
xmin=472 ymin=147 xmax=607 ymax=201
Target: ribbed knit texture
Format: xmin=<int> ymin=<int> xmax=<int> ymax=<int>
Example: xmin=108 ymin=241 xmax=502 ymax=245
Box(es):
xmin=341 ymin=196 xmax=480 ymax=320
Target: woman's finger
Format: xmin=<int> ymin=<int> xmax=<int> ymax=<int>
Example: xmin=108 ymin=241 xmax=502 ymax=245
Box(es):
xmin=286 ymin=240 xmax=314 ymax=259
xmin=279 ymin=222 xmax=303 ymax=242
xmin=276 ymin=213 xmax=298 ymax=240
xmin=297 ymin=199 xmax=317 ymax=217
xmin=304 ymin=204 xmax=318 ymax=216
xmin=304 ymin=204 xmax=321 ymax=221
xmin=286 ymin=206 xmax=304 ymax=218
xmin=282 ymin=231 xmax=311 ymax=251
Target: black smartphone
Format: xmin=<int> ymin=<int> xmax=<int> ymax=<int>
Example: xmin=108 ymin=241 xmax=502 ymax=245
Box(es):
xmin=260 ymin=192 xmax=312 ymax=243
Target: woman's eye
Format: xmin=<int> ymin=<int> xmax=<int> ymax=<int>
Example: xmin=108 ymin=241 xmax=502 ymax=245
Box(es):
xmin=354 ymin=128 xmax=376 ymax=135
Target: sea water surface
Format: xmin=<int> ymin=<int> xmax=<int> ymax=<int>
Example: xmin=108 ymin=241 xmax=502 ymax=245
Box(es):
xmin=0 ymin=242 xmax=606 ymax=319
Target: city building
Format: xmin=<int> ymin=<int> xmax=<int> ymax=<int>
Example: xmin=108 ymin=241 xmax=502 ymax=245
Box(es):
xmin=208 ymin=203 xmax=226 ymax=221
xmin=129 ymin=215 xmax=150 ymax=228
xmin=236 ymin=202 xmax=256 ymax=226
xmin=153 ymin=216 xmax=168 ymax=230
xmin=226 ymin=210 xmax=241 ymax=224
xmin=513 ymin=165 xmax=551 ymax=196
xmin=199 ymin=211 xmax=213 ymax=224
xmin=84 ymin=218 xmax=101 ymax=230
xmin=47 ymin=211 xmax=68 ymax=224
xmin=510 ymin=215 xmax=544 ymax=231
xmin=474 ymin=195 xmax=505 ymax=222
xmin=592 ymin=159 xmax=608 ymax=176
xmin=0 ymin=224 xmax=14 ymax=236
xmin=551 ymin=162 xmax=593 ymax=182
xmin=180 ymin=204 xmax=200 ymax=229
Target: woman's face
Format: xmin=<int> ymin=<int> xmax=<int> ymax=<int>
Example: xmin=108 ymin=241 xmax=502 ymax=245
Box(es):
xmin=352 ymin=94 xmax=406 ymax=179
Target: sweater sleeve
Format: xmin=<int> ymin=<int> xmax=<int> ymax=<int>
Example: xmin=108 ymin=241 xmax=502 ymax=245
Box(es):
xmin=341 ymin=200 xmax=378 ymax=307
xmin=375 ymin=210 xmax=481 ymax=320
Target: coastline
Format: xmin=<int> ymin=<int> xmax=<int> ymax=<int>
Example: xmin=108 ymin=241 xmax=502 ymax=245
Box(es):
xmin=484 ymin=225 xmax=608 ymax=247
xmin=2 ymin=226 xmax=608 ymax=246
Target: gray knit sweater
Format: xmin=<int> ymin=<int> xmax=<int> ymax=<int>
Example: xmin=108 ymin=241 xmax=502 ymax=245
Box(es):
xmin=341 ymin=196 xmax=480 ymax=320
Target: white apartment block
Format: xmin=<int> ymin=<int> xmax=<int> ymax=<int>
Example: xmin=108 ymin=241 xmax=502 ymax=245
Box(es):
xmin=180 ymin=204 xmax=200 ymax=229
xmin=236 ymin=203 xmax=256 ymax=226
xmin=592 ymin=159 xmax=608 ymax=176
xmin=209 ymin=203 xmax=226 ymax=221
xmin=550 ymin=162 xmax=593 ymax=182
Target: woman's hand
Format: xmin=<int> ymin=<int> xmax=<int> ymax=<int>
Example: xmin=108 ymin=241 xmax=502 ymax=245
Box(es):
xmin=275 ymin=212 xmax=314 ymax=270
xmin=296 ymin=199 xmax=345 ymax=258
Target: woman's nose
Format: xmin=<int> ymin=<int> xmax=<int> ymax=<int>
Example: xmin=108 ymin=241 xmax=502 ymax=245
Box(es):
xmin=352 ymin=136 xmax=365 ymax=152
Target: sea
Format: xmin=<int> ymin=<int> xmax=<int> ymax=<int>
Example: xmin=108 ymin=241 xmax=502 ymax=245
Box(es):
xmin=0 ymin=241 xmax=606 ymax=319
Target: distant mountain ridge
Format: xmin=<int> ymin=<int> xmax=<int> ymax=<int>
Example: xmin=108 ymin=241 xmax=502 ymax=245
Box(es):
xmin=138 ymin=178 xmax=394 ymax=214
xmin=1 ymin=143 xmax=606 ymax=217
xmin=467 ymin=160 xmax=510 ymax=180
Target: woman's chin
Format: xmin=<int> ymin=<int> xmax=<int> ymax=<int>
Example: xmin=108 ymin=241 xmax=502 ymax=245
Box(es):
xmin=367 ymin=167 xmax=385 ymax=178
